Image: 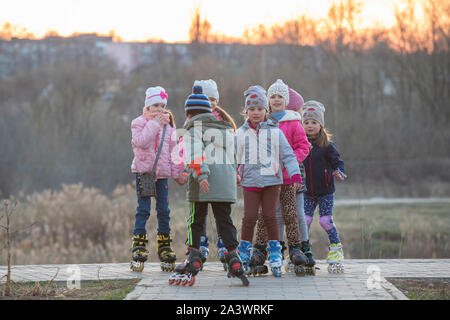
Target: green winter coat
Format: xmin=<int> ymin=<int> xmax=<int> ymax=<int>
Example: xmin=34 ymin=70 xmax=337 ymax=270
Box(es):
xmin=183 ymin=113 xmax=237 ymax=203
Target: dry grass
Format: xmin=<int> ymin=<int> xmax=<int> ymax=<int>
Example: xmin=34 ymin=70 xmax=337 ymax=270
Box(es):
xmin=0 ymin=183 xmax=449 ymax=265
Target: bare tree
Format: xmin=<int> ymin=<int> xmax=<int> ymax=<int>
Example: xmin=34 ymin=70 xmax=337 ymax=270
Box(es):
xmin=0 ymin=200 xmax=14 ymax=296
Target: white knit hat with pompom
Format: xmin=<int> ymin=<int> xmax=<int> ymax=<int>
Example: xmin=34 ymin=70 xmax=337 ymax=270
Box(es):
xmin=267 ymin=79 xmax=289 ymax=106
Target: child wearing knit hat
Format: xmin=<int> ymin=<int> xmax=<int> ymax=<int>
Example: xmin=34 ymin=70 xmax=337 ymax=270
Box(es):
xmin=302 ymin=100 xmax=347 ymax=273
xmin=236 ymin=85 xmax=302 ymax=277
xmin=170 ymin=86 xmax=248 ymax=286
xmin=252 ymin=79 xmax=311 ymax=275
xmin=179 ymin=80 xmax=237 ymax=270
xmin=129 ymin=86 xmax=185 ymax=273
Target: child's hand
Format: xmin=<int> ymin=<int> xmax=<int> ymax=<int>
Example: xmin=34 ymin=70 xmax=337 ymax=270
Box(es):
xmin=236 ymin=175 xmax=241 ymax=186
xmin=293 ymin=182 xmax=301 ymax=191
xmin=333 ymin=171 xmax=345 ymax=181
xmin=175 ymin=174 xmax=188 ymax=186
xmin=143 ymin=107 xmax=158 ymax=121
xmin=155 ymin=113 xmax=170 ymax=126
xmin=199 ymin=179 xmax=210 ymax=193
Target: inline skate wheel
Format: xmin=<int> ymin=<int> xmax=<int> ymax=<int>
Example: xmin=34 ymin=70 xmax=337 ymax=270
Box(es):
xmin=272 ymin=267 xmax=282 ymax=277
xmin=294 ymin=265 xmax=306 ymax=276
xmin=130 ymin=261 xmax=144 ymax=272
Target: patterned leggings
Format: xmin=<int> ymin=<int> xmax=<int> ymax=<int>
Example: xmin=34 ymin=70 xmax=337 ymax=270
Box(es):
xmin=304 ymin=193 xmax=341 ymax=244
xmin=255 ymin=184 xmax=301 ymax=247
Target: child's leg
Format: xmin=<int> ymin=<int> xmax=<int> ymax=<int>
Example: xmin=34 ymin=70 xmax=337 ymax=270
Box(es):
xmin=155 ymin=178 xmax=171 ymax=235
xmin=241 ymin=189 xmax=263 ymax=242
xmin=210 ymin=202 xmax=239 ymax=251
xmin=254 ymin=207 xmax=268 ymax=246
xmin=256 ymin=199 xmax=283 ymax=246
xmin=186 ymin=201 xmax=208 ymax=249
xmin=318 ymin=194 xmax=341 ymax=244
xmin=260 ymin=185 xmax=281 ymax=241
xmin=296 ymin=192 xmax=309 ymax=242
xmin=134 ymin=174 xmax=151 ymax=235
xmin=303 ymin=194 xmax=318 ymax=231
xmin=280 ymin=184 xmax=300 ymax=247
xmin=276 ymin=201 xmax=284 ymax=242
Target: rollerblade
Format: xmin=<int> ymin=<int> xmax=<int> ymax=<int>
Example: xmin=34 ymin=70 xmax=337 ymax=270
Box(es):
xmin=249 ymin=244 xmax=268 ymax=276
xmin=224 ymin=249 xmax=249 ymax=286
xmin=157 ymin=234 xmax=177 ymax=272
xmin=266 ymin=240 xmax=283 ymax=277
xmin=237 ymin=240 xmax=252 ymax=274
xmin=168 ymin=247 xmax=203 ymax=286
xmin=217 ymin=236 xmax=228 ymax=271
xmin=301 ymin=240 xmax=317 ymax=275
xmin=130 ymin=234 xmax=149 ymax=272
xmin=327 ymin=243 xmax=344 ymax=273
xmin=199 ymin=235 xmax=209 ymax=269
xmin=282 ymin=241 xmax=295 ymax=272
xmin=288 ymin=244 xmax=307 ymax=276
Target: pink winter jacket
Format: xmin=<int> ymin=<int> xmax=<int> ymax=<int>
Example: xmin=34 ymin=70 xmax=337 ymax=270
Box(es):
xmin=277 ymin=110 xmax=310 ymax=185
xmin=130 ymin=115 xmax=183 ymax=179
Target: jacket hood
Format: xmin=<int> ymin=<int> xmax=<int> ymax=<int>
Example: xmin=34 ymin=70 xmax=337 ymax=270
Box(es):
xmin=185 ymin=113 xmax=234 ymax=131
xmin=278 ymin=110 xmax=301 ymax=122
xmin=241 ymin=116 xmax=279 ymax=131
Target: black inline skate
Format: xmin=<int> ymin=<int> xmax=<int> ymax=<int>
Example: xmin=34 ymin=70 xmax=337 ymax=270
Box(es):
xmin=224 ymin=249 xmax=249 ymax=286
xmin=288 ymin=244 xmax=307 ymax=276
xmin=168 ymin=247 xmax=203 ymax=286
xmin=130 ymin=234 xmax=149 ymax=272
xmin=301 ymin=240 xmax=318 ymax=275
xmin=249 ymin=244 xmax=269 ymax=276
xmin=157 ymin=234 xmax=177 ymax=272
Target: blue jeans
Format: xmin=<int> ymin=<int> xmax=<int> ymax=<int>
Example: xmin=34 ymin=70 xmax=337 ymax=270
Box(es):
xmin=133 ymin=174 xmax=171 ymax=236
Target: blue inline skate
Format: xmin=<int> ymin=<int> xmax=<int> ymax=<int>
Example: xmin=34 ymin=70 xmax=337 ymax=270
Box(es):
xmin=217 ymin=236 xmax=228 ymax=271
xmin=267 ymin=240 xmax=283 ymax=277
xmin=237 ymin=240 xmax=252 ymax=274
xmin=199 ymin=235 xmax=209 ymax=270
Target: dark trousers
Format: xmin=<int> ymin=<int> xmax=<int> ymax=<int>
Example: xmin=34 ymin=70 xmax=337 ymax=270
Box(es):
xmin=186 ymin=202 xmax=238 ymax=252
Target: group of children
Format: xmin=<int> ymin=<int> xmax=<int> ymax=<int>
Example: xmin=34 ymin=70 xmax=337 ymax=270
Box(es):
xmin=129 ymin=79 xmax=347 ymax=285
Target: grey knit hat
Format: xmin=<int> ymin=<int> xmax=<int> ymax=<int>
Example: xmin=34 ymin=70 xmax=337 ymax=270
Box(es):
xmin=244 ymin=85 xmax=268 ymax=111
xmin=302 ymin=100 xmax=325 ymax=127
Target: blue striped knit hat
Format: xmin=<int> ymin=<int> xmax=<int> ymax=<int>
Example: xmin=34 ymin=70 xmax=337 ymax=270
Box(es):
xmin=185 ymin=85 xmax=212 ymax=116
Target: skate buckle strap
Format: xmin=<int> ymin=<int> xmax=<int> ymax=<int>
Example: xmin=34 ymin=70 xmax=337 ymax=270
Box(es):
xmin=131 ymin=246 xmax=148 ymax=253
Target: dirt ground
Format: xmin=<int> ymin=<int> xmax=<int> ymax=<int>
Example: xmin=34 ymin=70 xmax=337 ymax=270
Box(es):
xmin=0 ymin=279 xmax=140 ymax=300
xmin=387 ymin=278 xmax=450 ymax=300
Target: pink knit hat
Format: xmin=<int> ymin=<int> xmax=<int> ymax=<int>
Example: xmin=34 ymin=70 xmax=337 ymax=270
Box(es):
xmin=286 ymin=88 xmax=304 ymax=111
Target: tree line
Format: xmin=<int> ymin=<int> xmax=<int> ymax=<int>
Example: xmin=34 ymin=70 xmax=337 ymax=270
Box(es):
xmin=0 ymin=0 xmax=448 ymax=197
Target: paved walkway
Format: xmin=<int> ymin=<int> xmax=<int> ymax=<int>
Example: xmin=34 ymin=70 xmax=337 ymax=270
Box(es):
xmin=1 ymin=259 xmax=449 ymax=300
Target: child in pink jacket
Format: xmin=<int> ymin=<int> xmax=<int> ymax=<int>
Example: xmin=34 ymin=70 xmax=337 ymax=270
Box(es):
xmin=130 ymin=86 xmax=186 ymax=272
xmin=254 ymin=79 xmax=310 ymax=272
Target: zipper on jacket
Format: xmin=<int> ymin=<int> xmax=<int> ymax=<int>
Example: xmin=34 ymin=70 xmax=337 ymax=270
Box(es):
xmin=325 ymin=169 xmax=329 ymax=187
